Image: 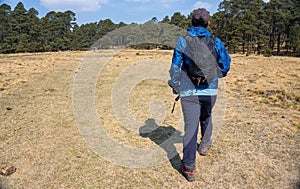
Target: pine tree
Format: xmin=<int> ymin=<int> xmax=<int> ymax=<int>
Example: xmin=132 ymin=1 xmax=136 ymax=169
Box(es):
xmin=0 ymin=4 xmax=13 ymax=53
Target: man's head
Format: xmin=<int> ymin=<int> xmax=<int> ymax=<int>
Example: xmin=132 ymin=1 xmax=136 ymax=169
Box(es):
xmin=191 ymin=8 xmax=210 ymax=28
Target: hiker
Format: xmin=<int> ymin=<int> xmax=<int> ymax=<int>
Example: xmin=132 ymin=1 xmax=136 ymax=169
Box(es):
xmin=168 ymin=8 xmax=231 ymax=182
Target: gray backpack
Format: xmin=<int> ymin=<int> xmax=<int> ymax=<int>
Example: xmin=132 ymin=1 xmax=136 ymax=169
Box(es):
xmin=183 ymin=35 xmax=221 ymax=85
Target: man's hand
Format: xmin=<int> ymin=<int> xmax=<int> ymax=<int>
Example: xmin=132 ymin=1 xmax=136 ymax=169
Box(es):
xmin=168 ymin=81 xmax=179 ymax=94
xmin=172 ymin=88 xmax=178 ymax=94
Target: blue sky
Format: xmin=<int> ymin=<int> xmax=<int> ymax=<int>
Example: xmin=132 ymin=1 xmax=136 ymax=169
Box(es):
xmin=1 ymin=0 xmax=269 ymax=25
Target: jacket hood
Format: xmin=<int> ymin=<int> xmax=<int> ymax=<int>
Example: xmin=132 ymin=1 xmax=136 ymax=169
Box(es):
xmin=187 ymin=26 xmax=211 ymax=37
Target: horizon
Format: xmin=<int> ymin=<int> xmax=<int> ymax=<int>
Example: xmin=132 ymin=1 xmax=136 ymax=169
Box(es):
xmin=0 ymin=0 xmax=268 ymax=25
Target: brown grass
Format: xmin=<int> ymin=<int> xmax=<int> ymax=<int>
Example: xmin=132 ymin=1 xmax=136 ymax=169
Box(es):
xmin=0 ymin=51 xmax=299 ymax=188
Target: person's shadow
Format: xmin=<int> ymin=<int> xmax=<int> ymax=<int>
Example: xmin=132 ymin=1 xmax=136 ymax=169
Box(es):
xmin=139 ymin=118 xmax=183 ymax=173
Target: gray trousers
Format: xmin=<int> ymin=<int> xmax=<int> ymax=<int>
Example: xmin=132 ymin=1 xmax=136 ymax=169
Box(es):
xmin=181 ymin=95 xmax=217 ymax=171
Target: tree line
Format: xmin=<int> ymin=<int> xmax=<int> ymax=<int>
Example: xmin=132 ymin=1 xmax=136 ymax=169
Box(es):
xmin=0 ymin=0 xmax=299 ymax=56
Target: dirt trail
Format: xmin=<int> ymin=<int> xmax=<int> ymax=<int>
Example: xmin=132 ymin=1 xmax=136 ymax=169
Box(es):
xmin=0 ymin=51 xmax=299 ymax=188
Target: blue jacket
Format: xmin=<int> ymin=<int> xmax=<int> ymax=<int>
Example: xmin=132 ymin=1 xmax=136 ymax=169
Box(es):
xmin=168 ymin=26 xmax=231 ymax=97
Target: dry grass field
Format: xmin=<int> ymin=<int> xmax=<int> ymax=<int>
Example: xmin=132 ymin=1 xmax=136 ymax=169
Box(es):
xmin=0 ymin=50 xmax=299 ymax=188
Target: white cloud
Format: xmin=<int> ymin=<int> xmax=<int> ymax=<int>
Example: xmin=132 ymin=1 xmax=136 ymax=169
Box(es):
xmin=124 ymin=0 xmax=179 ymax=2
xmin=192 ymin=1 xmax=222 ymax=14
xmin=160 ymin=0 xmax=181 ymax=2
xmin=123 ymin=0 xmax=180 ymax=11
xmin=124 ymin=0 xmax=151 ymax=2
xmin=40 ymin=0 xmax=108 ymax=12
xmin=193 ymin=1 xmax=212 ymax=10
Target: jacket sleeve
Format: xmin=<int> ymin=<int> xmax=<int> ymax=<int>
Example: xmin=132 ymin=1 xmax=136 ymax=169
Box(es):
xmin=168 ymin=36 xmax=186 ymax=91
xmin=214 ymin=37 xmax=231 ymax=77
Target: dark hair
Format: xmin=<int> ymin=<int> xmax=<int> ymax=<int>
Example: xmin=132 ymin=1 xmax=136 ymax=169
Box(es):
xmin=192 ymin=18 xmax=209 ymax=27
xmin=191 ymin=8 xmax=210 ymax=28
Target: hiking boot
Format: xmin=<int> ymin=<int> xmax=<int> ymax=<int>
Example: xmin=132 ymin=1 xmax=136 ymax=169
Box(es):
xmin=198 ymin=144 xmax=210 ymax=156
xmin=180 ymin=164 xmax=196 ymax=182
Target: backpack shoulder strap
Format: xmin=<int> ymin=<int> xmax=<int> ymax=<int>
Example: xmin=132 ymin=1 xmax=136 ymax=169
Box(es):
xmin=201 ymin=35 xmax=218 ymax=59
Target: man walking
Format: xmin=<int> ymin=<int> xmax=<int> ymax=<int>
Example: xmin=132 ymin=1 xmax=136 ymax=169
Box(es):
xmin=168 ymin=8 xmax=231 ymax=182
